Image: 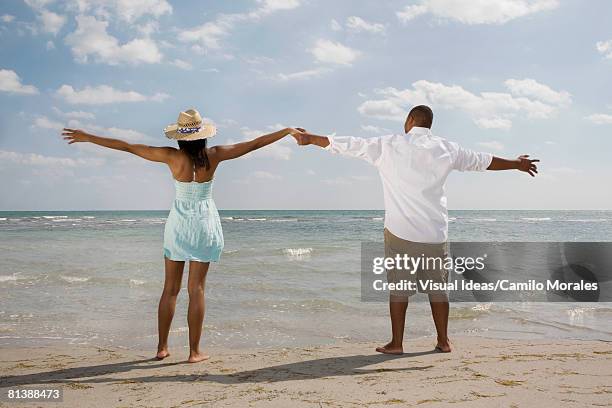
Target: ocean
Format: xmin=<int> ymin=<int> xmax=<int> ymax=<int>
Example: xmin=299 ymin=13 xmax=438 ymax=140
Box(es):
xmin=1 ymin=210 xmax=611 ymax=350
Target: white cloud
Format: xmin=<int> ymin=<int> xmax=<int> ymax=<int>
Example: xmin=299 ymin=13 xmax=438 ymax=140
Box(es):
xmin=276 ymin=68 xmax=330 ymax=81
xmin=46 ymin=40 xmax=55 ymax=50
xmin=473 ymin=117 xmax=513 ymax=130
xmin=361 ymin=125 xmax=391 ymax=134
xmin=585 ymin=113 xmax=612 ymax=125
xmin=397 ymin=0 xmax=559 ymax=25
xmin=0 ymin=150 xmax=104 ymax=167
xmin=357 ymin=99 xmax=406 ymax=121
xmin=65 ymin=15 xmax=163 ymax=65
xmin=596 ymin=39 xmax=612 ymax=60
xmin=179 ymin=0 xmax=300 ymax=51
xmin=345 ymin=16 xmax=385 ymax=34
xmin=504 ymin=78 xmax=571 ymax=105
xmin=235 ymin=170 xmax=283 ymax=183
xmin=1 ymin=14 xmax=16 ymax=23
xmin=56 ymin=84 xmax=168 ymax=105
xmin=357 ymin=79 xmax=569 ymax=129
xmin=0 ymin=69 xmax=39 ymax=95
xmin=33 ymin=115 xmax=64 ymax=130
xmin=310 ymin=39 xmax=361 ymax=66
xmin=52 ymin=107 xmax=96 ymax=120
xmin=323 ymin=175 xmax=374 ymax=185
xmin=330 ymin=18 xmax=342 ymax=31
xmin=38 ymin=9 xmax=66 ymax=35
xmin=477 ymin=141 xmax=505 ymax=151
xmin=170 ymin=59 xmax=193 ymax=70
xmin=68 ymin=0 xmax=172 ymax=23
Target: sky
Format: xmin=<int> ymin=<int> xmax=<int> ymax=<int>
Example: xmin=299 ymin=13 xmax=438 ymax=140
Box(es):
xmin=0 ymin=0 xmax=611 ymax=210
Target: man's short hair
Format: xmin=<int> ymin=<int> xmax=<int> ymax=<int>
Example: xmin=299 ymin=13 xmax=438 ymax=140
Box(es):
xmin=408 ymin=105 xmax=433 ymax=128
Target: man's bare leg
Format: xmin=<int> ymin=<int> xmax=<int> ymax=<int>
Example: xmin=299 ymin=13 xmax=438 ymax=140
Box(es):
xmin=429 ymin=293 xmax=452 ymax=352
xmin=157 ymin=258 xmax=185 ymax=359
xmin=376 ymin=296 xmax=408 ymax=355
xmin=186 ymin=261 xmax=210 ymax=363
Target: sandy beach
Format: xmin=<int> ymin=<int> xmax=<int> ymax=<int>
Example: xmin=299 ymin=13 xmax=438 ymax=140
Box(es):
xmin=1 ymin=337 xmax=610 ymax=407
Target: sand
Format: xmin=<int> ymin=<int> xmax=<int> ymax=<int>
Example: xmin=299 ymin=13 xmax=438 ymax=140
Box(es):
xmin=1 ymin=337 xmax=611 ymax=407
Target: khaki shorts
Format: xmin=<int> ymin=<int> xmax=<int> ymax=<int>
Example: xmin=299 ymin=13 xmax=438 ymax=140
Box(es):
xmin=384 ymin=228 xmax=449 ymax=300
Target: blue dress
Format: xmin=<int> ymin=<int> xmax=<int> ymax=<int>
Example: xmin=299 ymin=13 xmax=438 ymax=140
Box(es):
xmin=163 ymin=180 xmax=224 ymax=262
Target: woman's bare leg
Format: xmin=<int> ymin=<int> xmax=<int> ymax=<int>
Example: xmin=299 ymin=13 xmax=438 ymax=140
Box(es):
xmin=157 ymin=257 xmax=185 ymax=359
xmin=186 ymin=261 xmax=209 ymax=363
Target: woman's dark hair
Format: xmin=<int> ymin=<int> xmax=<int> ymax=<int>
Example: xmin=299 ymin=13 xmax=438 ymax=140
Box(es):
xmin=178 ymin=139 xmax=210 ymax=170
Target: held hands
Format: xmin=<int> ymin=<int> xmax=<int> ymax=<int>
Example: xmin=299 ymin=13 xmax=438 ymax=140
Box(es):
xmin=62 ymin=128 xmax=90 ymax=144
xmin=516 ymin=155 xmax=539 ymax=177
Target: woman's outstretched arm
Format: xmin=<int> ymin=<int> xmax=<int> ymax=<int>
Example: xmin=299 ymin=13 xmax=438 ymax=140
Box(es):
xmin=211 ymin=127 xmax=303 ymax=162
xmin=62 ymin=128 xmax=176 ymax=164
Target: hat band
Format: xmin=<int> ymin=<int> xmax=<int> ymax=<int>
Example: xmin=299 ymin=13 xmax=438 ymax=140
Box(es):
xmin=177 ymin=126 xmax=202 ymax=134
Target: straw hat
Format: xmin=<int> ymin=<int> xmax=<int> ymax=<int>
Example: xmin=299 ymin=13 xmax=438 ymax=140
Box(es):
xmin=164 ymin=108 xmax=217 ymax=140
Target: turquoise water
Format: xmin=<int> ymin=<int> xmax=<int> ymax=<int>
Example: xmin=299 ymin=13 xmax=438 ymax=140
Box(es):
xmin=1 ymin=210 xmax=611 ymax=350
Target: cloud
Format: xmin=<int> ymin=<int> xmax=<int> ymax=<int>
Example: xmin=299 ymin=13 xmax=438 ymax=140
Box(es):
xmin=477 ymin=141 xmax=505 ymax=151
xmin=596 ymin=39 xmax=612 ymax=60
xmin=330 ymin=19 xmax=342 ymax=31
xmin=361 ymin=125 xmax=391 ymax=134
xmin=52 ymin=107 xmax=96 ymax=120
xmin=0 ymin=150 xmax=104 ymax=167
xmin=0 ymin=69 xmax=39 ymax=95
xmin=38 ymin=9 xmax=66 ymax=35
xmin=276 ymin=68 xmax=330 ymax=81
xmin=357 ymin=78 xmax=570 ymax=129
xmin=33 ymin=115 xmax=64 ymax=130
xmin=345 ymin=16 xmax=385 ymax=34
xmin=585 ymin=113 xmax=612 ymax=125
xmin=1 ymin=14 xmax=15 ymax=23
xmin=235 ymin=170 xmax=283 ymax=183
xmin=68 ymin=0 xmax=172 ymax=23
xmin=169 ymin=59 xmax=193 ymax=70
xmin=323 ymin=175 xmax=374 ymax=185
xmin=179 ymin=0 xmax=300 ymax=51
xmin=504 ymin=78 xmax=571 ymax=105
xmin=56 ymin=84 xmax=168 ymax=105
xmin=397 ymin=0 xmax=559 ymax=25
xmin=310 ymin=39 xmax=361 ymax=66
xmin=65 ymin=15 xmax=163 ymax=65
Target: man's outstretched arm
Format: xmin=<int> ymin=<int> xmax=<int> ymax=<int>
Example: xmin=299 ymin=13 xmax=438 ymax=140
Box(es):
xmin=487 ymin=155 xmax=540 ymax=177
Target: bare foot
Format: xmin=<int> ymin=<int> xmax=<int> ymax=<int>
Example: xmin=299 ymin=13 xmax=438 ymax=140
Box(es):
xmin=187 ymin=352 xmax=210 ymax=363
xmin=435 ymin=338 xmax=452 ymax=353
xmin=375 ymin=342 xmax=403 ymax=355
xmin=156 ymin=349 xmax=170 ymax=360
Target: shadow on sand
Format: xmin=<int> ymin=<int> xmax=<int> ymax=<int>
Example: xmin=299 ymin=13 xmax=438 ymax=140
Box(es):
xmin=1 ymin=350 xmax=438 ymax=387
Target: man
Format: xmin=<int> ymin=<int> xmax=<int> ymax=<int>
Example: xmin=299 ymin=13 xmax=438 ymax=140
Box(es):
xmin=293 ymin=105 xmax=539 ymax=354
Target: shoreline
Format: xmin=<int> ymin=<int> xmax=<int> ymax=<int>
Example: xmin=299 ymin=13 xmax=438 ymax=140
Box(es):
xmin=1 ymin=337 xmax=610 ymax=407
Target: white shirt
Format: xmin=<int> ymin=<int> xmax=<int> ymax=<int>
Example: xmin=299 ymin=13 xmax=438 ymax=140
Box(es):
xmin=326 ymin=127 xmax=493 ymax=243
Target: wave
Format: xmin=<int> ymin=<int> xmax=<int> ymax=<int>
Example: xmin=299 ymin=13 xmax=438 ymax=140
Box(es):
xmin=82 ymin=216 xmax=96 ymax=219
xmin=43 ymin=216 xmax=67 ymax=219
xmin=247 ymin=218 xmax=267 ymax=221
xmin=566 ymin=219 xmax=608 ymax=223
xmin=473 ymin=218 xmax=497 ymax=222
xmin=0 ymin=275 xmax=18 ymax=282
xmin=283 ymin=248 xmax=313 ymax=259
xmin=522 ymin=217 xmax=551 ymax=221
xmin=0 ymin=218 xmax=6 ymax=221
xmin=59 ymin=275 xmax=90 ymax=283
xmin=371 ymin=217 xmax=384 ymax=221
xmin=129 ymin=279 xmax=146 ymax=286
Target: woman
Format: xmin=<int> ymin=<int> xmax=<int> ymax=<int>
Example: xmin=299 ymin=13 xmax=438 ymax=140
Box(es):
xmin=62 ymin=108 xmax=302 ymax=363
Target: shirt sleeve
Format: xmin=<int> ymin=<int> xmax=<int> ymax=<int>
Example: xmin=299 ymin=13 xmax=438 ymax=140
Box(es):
xmin=325 ymin=136 xmax=384 ymax=166
xmin=449 ymin=142 xmax=493 ymax=172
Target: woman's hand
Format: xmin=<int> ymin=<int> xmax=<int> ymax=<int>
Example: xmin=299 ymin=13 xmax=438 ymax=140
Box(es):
xmin=62 ymin=128 xmax=91 ymax=144
xmin=286 ymin=127 xmax=306 ymax=136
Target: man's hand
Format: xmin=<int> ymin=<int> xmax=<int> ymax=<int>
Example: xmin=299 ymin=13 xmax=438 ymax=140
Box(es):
xmin=516 ymin=154 xmax=539 ymax=177
xmin=62 ymin=128 xmax=91 ymax=144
